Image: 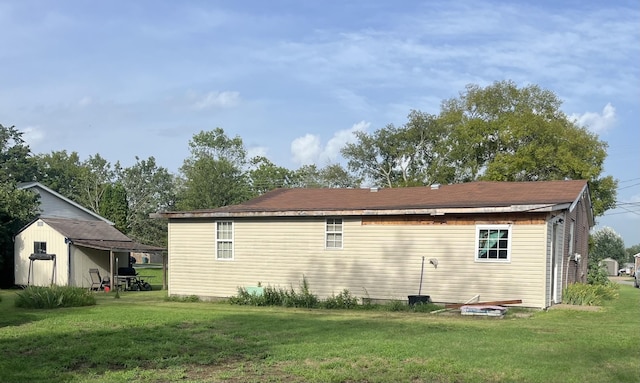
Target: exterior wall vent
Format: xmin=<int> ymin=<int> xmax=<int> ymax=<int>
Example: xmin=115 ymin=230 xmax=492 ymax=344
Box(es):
xmin=370 ymin=187 xmax=379 ymax=192
xmin=430 ymin=184 xmax=441 ymax=190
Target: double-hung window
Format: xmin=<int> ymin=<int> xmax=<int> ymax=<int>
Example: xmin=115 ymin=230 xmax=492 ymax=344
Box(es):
xmin=216 ymin=221 xmax=234 ymax=260
xmin=325 ymin=218 xmax=343 ymax=249
xmin=476 ymin=225 xmax=511 ymax=261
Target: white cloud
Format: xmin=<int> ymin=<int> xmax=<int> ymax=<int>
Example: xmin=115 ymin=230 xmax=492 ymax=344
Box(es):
xmin=291 ymin=134 xmax=322 ymax=166
xmin=192 ymin=91 xmax=240 ymax=110
xmin=570 ymin=103 xmax=616 ymax=133
xmin=247 ymin=145 xmax=268 ymax=160
xmin=291 ymin=121 xmax=370 ymax=166
xmin=22 ymin=125 xmax=45 ymax=147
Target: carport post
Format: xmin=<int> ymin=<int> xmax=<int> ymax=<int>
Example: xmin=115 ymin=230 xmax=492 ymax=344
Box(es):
xmin=109 ymin=250 xmax=114 ymax=292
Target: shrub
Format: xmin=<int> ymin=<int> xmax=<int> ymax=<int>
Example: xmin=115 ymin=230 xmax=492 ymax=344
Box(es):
xmin=587 ymin=262 xmax=610 ymax=286
xmin=229 ymin=276 xmax=319 ymax=308
xmin=322 ymin=289 xmax=359 ymax=309
xmin=387 ymin=299 xmax=408 ymax=312
xmin=562 ymin=282 xmax=619 ymax=306
xmin=15 ymin=286 xmax=96 ymax=309
xmin=165 ymin=295 xmax=201 ymax=302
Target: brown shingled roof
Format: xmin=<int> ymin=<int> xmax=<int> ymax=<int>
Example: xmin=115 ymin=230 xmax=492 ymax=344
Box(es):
xmin=41 ymin=217 xmax=164 ymax=252
xmin=157 ymin=180 xmax=589 ymax=218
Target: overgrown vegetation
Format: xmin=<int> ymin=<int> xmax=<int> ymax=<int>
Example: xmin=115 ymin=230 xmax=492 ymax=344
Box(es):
xmin=562 ymin=282 xmax=619 ymax=306
xmin=229 ymin=279 xmax=443 ymax=312
xmin=164 ymin=294 xmax=201 ymax=302
xmin=14 ymin=285 xmax=96 ymax=309
xmin=228 ymin=277 xmax=319 ymax=308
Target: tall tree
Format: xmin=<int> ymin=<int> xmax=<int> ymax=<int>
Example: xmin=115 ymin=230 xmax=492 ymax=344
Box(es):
xmin=625 ymin=244 xmax=640 ymax=263
xmin=98 ymin=183 xmax=128 ymax=232
xmin=78 ymin=154 xmax=116 ymax=213
xmin=31 ymin=150 xmax=85 ymax=202
xmin=248 ymin=156 xmax=296 ymax=195
xmin=437 ymin=80 xmax=616 ymax=216
xmin=291 ymin=164 xmax=361 ymax=188
xmin=0 ymin=124 xmax=39 ymax=287
xmin=341 ymin=111 xmax=445 ymax=187
xmin=117 ymin=156 xmax=175 ymax=246
xmin=177 ymin=128 xmax=251 ymax=210
xmin=318 ymin=163 xmax=361 ymax=188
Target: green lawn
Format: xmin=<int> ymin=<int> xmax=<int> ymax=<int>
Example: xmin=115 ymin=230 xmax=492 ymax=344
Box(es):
xmin=1 ymin=285 xmax=639 ymax=383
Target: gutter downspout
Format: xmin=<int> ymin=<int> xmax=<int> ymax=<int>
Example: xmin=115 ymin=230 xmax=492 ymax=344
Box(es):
xmin=65 ymin=238 xmax=72 ymax=286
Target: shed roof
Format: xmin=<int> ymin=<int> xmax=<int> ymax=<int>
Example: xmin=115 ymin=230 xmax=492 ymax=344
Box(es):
xmin=37 ymin=217 xmax=164 ymax=252
xmin=154 ymin=180 xmax=590 ymax=219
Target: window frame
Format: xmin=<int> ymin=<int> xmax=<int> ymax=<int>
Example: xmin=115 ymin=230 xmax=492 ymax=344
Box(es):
xmin=215 ymin=221 xmax=234 ymax=260
xmin=34 ymin=241 xmax=47 ymax=254
xmin=325 ymin=218 xmax=343 ymax=249
xmin=475 ymin=224 xmax=512 ymax=262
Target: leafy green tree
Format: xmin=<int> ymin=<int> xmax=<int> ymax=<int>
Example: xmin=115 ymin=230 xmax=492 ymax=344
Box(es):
xmin=626 ymin=244 xmax=640 ymax=263
xmin=176 ymin=128 xmax=251 ymax=210
xmin=0 ymin=124 xmax=38 ymax=183
xmin=248 ymin=156 xmax=296 ymax=195
xmin=0 ymin=124 xmax=39 ymax=287
xmin=437 ymin=80 xmax=616 ymax=216
xmin=98 ymin=183 xmax=128 ymax=232
xmin=31 ymin=150 xmax=85 ymax=202
xmin=590 ymin=227 xmax=627 ymax=264
xmin=78 ymin=154 xmax=116 ymax=213
xmin=341 ymin=111 xmax=445 ymax=188
xmin=117 ymin=156 xmax=175 ymax=246
xmin=291 ymin=164 xmax=324 ymax=188
xmin=318 ymin=163 xmax=361 ymax=188
xmin=291 ymin=164 xmax=361 ymax=188
xmin=588 ymin=227 xmax=626 ymax=284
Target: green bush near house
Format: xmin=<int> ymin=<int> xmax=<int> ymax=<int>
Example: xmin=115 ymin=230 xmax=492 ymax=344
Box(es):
xmin=229 ymin=280 xmax=444 ymax=313
xmin=14 ymin=285 xmax=96 ymax=309
xmin=321 ymin=289 xmax=359 ymax=309
xmin=229 ymin=278 xmax=319 ymax=308
xmin=562 ymin=282 xmax=619 ymax=306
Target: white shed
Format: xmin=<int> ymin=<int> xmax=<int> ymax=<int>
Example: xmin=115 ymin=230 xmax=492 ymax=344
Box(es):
xmin=15 ymin=217 xmax=163 ymax=288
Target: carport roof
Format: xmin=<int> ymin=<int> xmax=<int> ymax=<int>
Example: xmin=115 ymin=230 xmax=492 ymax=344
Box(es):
xmin=38 ymin=217 xmax=164 ymax=253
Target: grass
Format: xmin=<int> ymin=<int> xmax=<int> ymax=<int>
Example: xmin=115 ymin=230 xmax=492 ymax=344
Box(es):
xmin=133 ymin=265 xmax=164 ymax=290
xmin=0 ymin=285 xmax=639 ymax=383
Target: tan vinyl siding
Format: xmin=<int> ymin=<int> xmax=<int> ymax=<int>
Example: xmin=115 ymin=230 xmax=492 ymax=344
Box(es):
xmin=15 ymin=219 xmax=129 ymax=288
xmin=168 ymin=216 xmax=549 ymax=307
xmin=14 ymin=220 xmax=69 ymax=286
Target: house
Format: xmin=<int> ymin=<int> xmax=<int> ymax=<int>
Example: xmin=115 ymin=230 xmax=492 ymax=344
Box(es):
xmin=153 ymin=180 xmax=593 ymax=309
xmin=14 ymin=182 xmax=163 ymax=288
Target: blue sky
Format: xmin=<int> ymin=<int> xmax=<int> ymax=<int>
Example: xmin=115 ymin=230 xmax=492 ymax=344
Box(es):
xmin=1 ymin=1 xmax=638 ymax=246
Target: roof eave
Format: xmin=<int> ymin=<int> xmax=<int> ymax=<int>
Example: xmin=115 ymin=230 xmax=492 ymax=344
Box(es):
xmin=153 ymin=203 xmax=569 ymax=219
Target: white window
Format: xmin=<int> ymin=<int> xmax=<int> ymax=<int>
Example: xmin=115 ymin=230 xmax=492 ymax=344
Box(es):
xmin=216 ymin=221 xmax=234 ymax=260
xmin=476 ymin=225 xmax=511 ymax=262
xmin=325 ymin=218 xmax=343 ymax=249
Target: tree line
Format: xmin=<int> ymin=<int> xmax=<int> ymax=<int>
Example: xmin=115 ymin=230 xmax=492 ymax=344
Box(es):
xmin=0 ymin=81 xmax=622 ymax=286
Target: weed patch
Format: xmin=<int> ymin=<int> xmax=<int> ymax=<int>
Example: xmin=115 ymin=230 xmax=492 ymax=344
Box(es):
xmin=562 ymin=282 xmax=619 ymax=306
xmin=14 ymin=285 xmax=96 ymax=309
